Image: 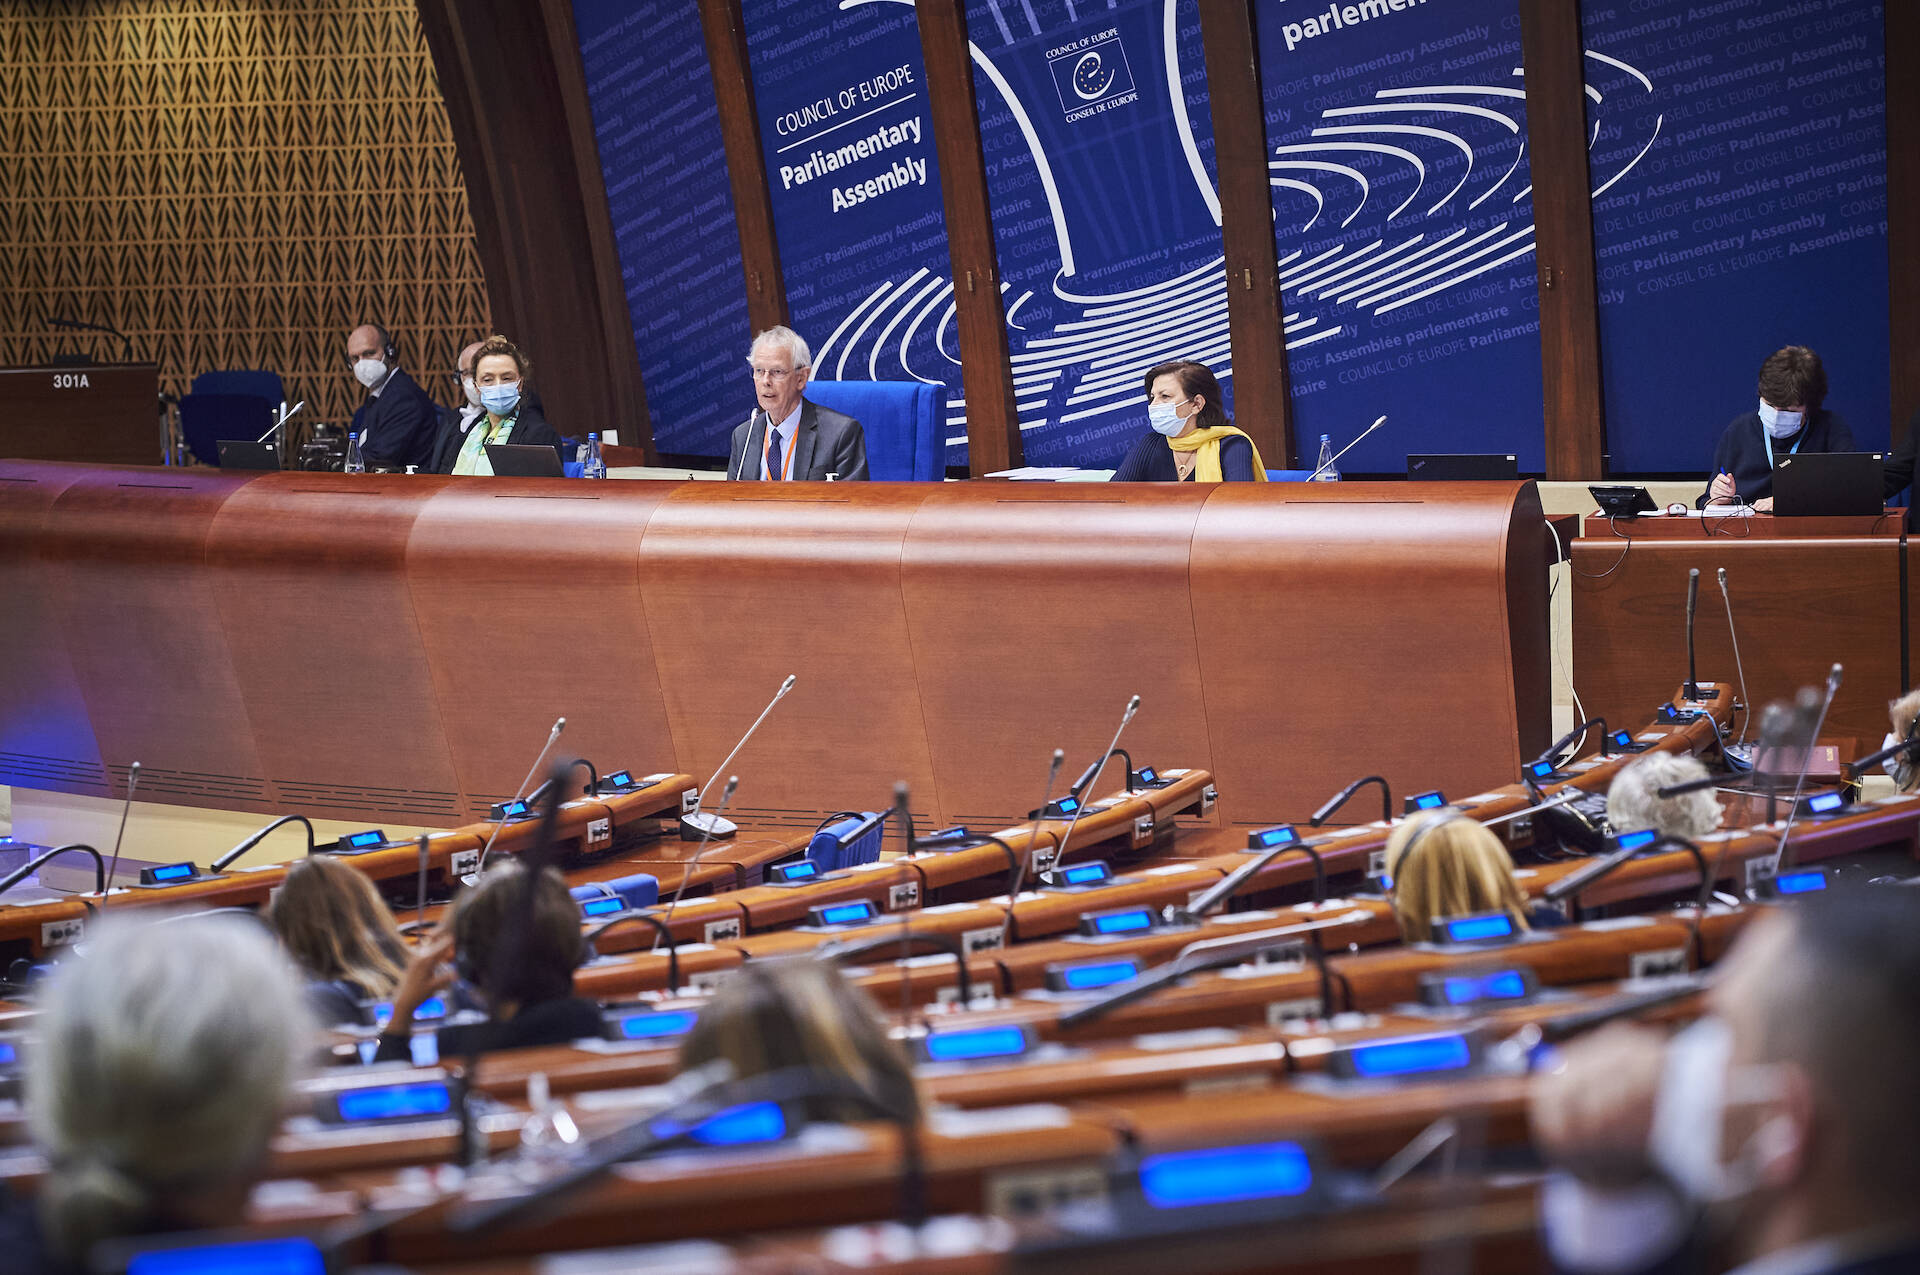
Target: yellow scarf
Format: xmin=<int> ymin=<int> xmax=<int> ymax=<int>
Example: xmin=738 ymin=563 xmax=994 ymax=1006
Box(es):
xmin=1165 ymin=424 xmax=1269 ymax=482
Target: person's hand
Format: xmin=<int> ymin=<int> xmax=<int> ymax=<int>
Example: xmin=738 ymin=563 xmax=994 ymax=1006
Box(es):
xmin=1752 ymin=496 xmax=1774 ymax=513
xmin=1707 ymin=472 xmax=1737 ymax=504
xmin=1530 ymin=1023 xmax=1668 ymax=1188
xmin=386 ymin=931 xmax=454 ymax=1035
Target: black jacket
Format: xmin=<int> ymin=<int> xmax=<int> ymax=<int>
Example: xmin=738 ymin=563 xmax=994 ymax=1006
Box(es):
xmin=727 ymin=400 xmax=868 ymax=481
xmin=1882 ymin=406 xmax=1918 ymax=523
xmin=429 ymin=403 xmax=566 ymax=474
xmin=373 ymin=995 xmax=600 ymax=1063
xmin=1696 ymin=408 xmax=1856 ymax=507
xmin=351 ymin=366 xmax=443 ymax=471
xmin=1113 ymin=430 xmax=1257 ymax=481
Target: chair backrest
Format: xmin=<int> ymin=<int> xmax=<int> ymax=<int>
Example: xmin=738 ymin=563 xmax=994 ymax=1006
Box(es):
xmin=190 ymin=369 xmax=285 ymax=406
xmin=178 ymin=393 xmax=275 ymax=466
xmin=802 ymin=380 xmax=942 ymax=481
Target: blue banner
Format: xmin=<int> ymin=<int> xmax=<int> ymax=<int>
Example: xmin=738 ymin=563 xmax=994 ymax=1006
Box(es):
xmin=1583 ymin=0 xmax=1888 ymax=473
xmin=1257 ymin=0 xmax=1545 ymax=473
xmin=742 ymin=0 xmax=961 ymax=461
xmin=967 ymin=0 xmax=1230 ymax=468
xmin=572 ymin=0 xmax=751 ymax=456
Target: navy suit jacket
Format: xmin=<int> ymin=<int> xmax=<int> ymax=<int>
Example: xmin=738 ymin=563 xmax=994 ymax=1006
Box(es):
xmin=1112 ymin=429 xmax=1256 ymax=481
xmin=727 ymin=400 xmax=869 ymax=481
xmin=351 ymin=366 xmax=442 ymax=471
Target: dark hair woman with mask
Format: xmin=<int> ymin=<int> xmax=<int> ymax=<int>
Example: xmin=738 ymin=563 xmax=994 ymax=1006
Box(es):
xmin=430 ymin=334 xmax=565 ymax=474
xmin=1111 ymin=359 xmax=1269 ymax=482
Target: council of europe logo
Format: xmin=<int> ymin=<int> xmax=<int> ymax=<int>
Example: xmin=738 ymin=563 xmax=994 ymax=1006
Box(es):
xmin=1047 ymin=34 xmax=1137 ymax=122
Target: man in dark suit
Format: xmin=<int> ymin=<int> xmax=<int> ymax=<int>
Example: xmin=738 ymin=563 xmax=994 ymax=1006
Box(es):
xmin=1532 ymin=888 xmax=1920 ymax=1274
xmin=346 ymin=322 xmax=441 ymax=471
xmin=726 ymin=326 xmax=868 ymax=481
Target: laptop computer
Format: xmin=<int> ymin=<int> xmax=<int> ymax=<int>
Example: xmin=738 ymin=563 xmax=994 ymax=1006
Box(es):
xmin=484 ymin=443 xmax=565 ymax=477
xmin=1772 ymin=451 xmax=1884 ymax=516
xmin=1407 ymin=453 xmax=1519 ymax=480
xmin=216 ymin=440 xmax=280 ymax=471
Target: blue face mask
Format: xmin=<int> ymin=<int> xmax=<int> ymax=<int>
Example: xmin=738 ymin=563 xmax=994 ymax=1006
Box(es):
xmin=480 ymin=384 xmax=521 ymax=417
xmin=1149 ymin=398 xmax=1191 ymax=437
xmin=1757 ymin=399 xmax=1803 ymax=439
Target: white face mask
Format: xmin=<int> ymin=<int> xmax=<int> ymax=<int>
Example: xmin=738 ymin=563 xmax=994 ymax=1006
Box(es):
xmin=462 ymin=375 xmax=481 ymax=409
xmin=354 ymin=358 xmax=388 ymax=390
xmin=1648 ymin=1017 xmax=1795 ymax=1206
xmin=1148 ymin=397 xmax=1191 ymax=437
xmin=1758 ymin=400 xmax=1804 ymax=439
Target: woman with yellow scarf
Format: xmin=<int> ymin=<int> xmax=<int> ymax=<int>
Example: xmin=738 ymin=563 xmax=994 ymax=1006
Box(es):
xmin=1111 ymin=360 xmax=1269 ymax=482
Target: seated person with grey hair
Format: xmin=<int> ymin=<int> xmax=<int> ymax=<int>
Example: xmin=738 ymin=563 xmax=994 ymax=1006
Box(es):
xmin=1605 ymin=751 xmax=1723 ymax=842
xmin=727 ymin=326 xmax=869 ymax=481
xmin=1 ymin=917 xmax=312 ymax=1270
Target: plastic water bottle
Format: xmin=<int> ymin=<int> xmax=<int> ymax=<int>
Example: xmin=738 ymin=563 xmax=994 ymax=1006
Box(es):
xmin=343 ymin=430 xmax=365 ymax=474
xmin=583 ymin=432 xmax=606 ymax=480
xmin=1310 ymin=433 xmax=1339 ymax=482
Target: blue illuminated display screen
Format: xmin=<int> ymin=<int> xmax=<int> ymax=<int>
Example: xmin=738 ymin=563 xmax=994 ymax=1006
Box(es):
xmin=924 ymin=1025 xmax=1031 ymax=1062
xmin=1773 ymin=870 xmax=1828 ymax=895
xmin=128 ymin=1237 xmax=327 ymax=1275
xmin=1137 ymin=768 xmax=1158 ymax=784
xmin=1611 ymin=731 xmax=1634 ymax=748
xmin=1249 ymin=825 xmax=1299 ymax=849
xmin=335 ymin=1080 xmax=453 ymax=1122
xmin=1348 ymin=1034 xmax=1474 ymax=1079
xmin=0 ymin=1043 xmax=16 ymax=1065
xmin=1443 ymin=913 xmax=1516 ymax=943
xmin=1059 ymin=862 xmax=1110 ymax=885
xmin=1055 ymin=796 xmax=1080 ymax=814
xmin=688 ymin=1101 xmax=788 ymax=1146
xmin=1411 ymin=791 xmax=1446 ymax=809
xmin=580 ymin=895 xmax=626 ymax=918
xmin=617 ymin=1010 xmax=699 ymax=1040
xmin=371 ymin=996 xmax=446 ymax=1023
xmin=499 ymin=800 xmax=529 ymax=817
xmin=150 ymin=862 xmax=193 ymax=882
xmin=605 ymin=770 xmax=635 ymax=788
xmin=1807 ymin=792 xmax=1844 ymax=814
xmin=1615 ymin=828 xmax=1659 ymax=852
xmin=1058 ymin=959 xmax=1139 ymax=991
xmin=1139 ymin=1141 xmax=1312 ymax=1209
xmin=346 ymin=830 xmax=385 ymax=848
xmin=1090 ymin=908 xmax=1154 ymax=935
xmin=780 ymin=861 xmax=820 ymax=880
xmin=819 ymin=902 xmax=875 ymax=925
xmin=1442 ymin=970 xmax=1528 ymax=1006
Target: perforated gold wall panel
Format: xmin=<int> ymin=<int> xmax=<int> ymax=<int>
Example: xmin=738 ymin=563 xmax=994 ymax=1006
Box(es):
xmin=0 ymin=0 xmax=490 ymax=436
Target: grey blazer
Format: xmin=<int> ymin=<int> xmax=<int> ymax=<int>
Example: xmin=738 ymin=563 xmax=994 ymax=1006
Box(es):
xmin=727 ymin=400 xmax=869 ymax=481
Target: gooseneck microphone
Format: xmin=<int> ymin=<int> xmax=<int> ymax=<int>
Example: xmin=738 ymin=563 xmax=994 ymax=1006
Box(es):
xmin=1718 ymin=568 xmax=1755 ymax=757
xmin=103 ymin=760 xmax=140 ymax=893
xmin=659 ymin=775 xmax=737 ymax=945
xmin=212 ymin=814 xmax=315 ymax=873
xmin=1683 ymin=568 xmax=1702 ymax=701
xmin=478 ymin=716 xmax=566 ymax=871
xmin=1047 ymin=694 xmax=1141 ymax=874
xmin=1846 ymin=724 xmax=1920 ymax=779
xmin=680 ymin=674 xmax=796 ymax=841
xmin=1309 ymin=774 xmax=1391 ymax=827
xmin=1770 ymin=666 xmax=1843 ymax=873
xmin=729 ymin=408 xmax=766 ymax=481
xmin=1307 ymin=415 xmax=1388 ymax=479
xmin=256 ymin=400 xmax=305 ymax=445
xmin=1008 ymin=748 xmax=1066 ymax=901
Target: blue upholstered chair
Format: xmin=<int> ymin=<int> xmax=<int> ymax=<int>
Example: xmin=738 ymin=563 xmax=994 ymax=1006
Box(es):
xmin=803 ymin=380 xmax=943 ymax=481
xmin=178 ymin=370 xmax=285 ymax=467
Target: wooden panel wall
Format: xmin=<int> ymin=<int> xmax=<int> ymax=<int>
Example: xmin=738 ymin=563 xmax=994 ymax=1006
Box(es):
xmin=0 ymin=462 xmax=1552 ymax=829
xmin=0 ymin=1 xmax=491 ymax=431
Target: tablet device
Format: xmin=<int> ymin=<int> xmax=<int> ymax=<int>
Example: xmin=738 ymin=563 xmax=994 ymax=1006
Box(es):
xmin=217 ymin=440 xmax=280 ymax=470
xmin=1407 ymin=453 xmax=1518 ymax=480
xmin=484 ymin=443 xmax=565 ymax=477
xmin=1589 ymin=484 xmax=1657 ymax=518
xmin=1772 ymin=452 xmax=1884 ymax=517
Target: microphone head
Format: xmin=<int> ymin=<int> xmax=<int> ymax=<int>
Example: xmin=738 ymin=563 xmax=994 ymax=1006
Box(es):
xmin=1123 ymin=694 xmax=1141 ymax=719
xmin=1717 ymin=567 xmax=1728 ymax=587
xmin=127 ymin=760 xmax=140 ymax=776
xmin=1689 ymin=567 xmax=1699 ymax=581
xmin=1371 ymin=415 xmax=1387 ymax=430
xmin=1827 ymin=663 xmax=1843 ymax=691
xmin=552 ymin=717 xmax=567 ymax=735
xmin=893 ymin=780 xmax=910 ymax=803
xmin=721 ymin=774 xmax=739 ymax=797
xmin=1049 ymin=748 xmax=1065 ymax=772
xmin=779 ymin=674 xmax=797 ymax=695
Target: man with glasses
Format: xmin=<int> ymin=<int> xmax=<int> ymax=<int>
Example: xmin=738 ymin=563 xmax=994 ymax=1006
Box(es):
xmin=726 ymin=326 xmax=868 ymax=481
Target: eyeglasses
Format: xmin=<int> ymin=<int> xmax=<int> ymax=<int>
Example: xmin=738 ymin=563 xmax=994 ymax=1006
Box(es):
xmin=748 ymin=364 xmax=797 ymax=382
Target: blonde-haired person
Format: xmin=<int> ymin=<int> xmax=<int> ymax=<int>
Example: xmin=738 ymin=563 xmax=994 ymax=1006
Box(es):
xmin=1605 ymin=752 xmax=1723 ymax=841
xmin=9 ymin=916 xmax=312 ymax=1268
xmin=678 ymin=959 xmax=922 ymax=1126
xmin=1382 ymin=807 xmax=1560 ymax=942
xmin=1883 ymin=689 xmax=1920 ymax=791
xmin=267 ymin=854 xmax=410 ymax=1026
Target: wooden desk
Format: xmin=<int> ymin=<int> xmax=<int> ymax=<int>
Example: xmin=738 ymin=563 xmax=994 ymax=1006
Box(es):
xmin=1 ymin=366 xmax=159 ymax=465
xmin=0 ymin=467 xmax=1551 ymax=825
xmin=1571 ymin=513 xmax=1905 ymax=744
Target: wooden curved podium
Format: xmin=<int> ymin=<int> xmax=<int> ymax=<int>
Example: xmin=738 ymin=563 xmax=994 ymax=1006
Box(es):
xmin=0 ymin=463 xmax=1550 ymax=827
